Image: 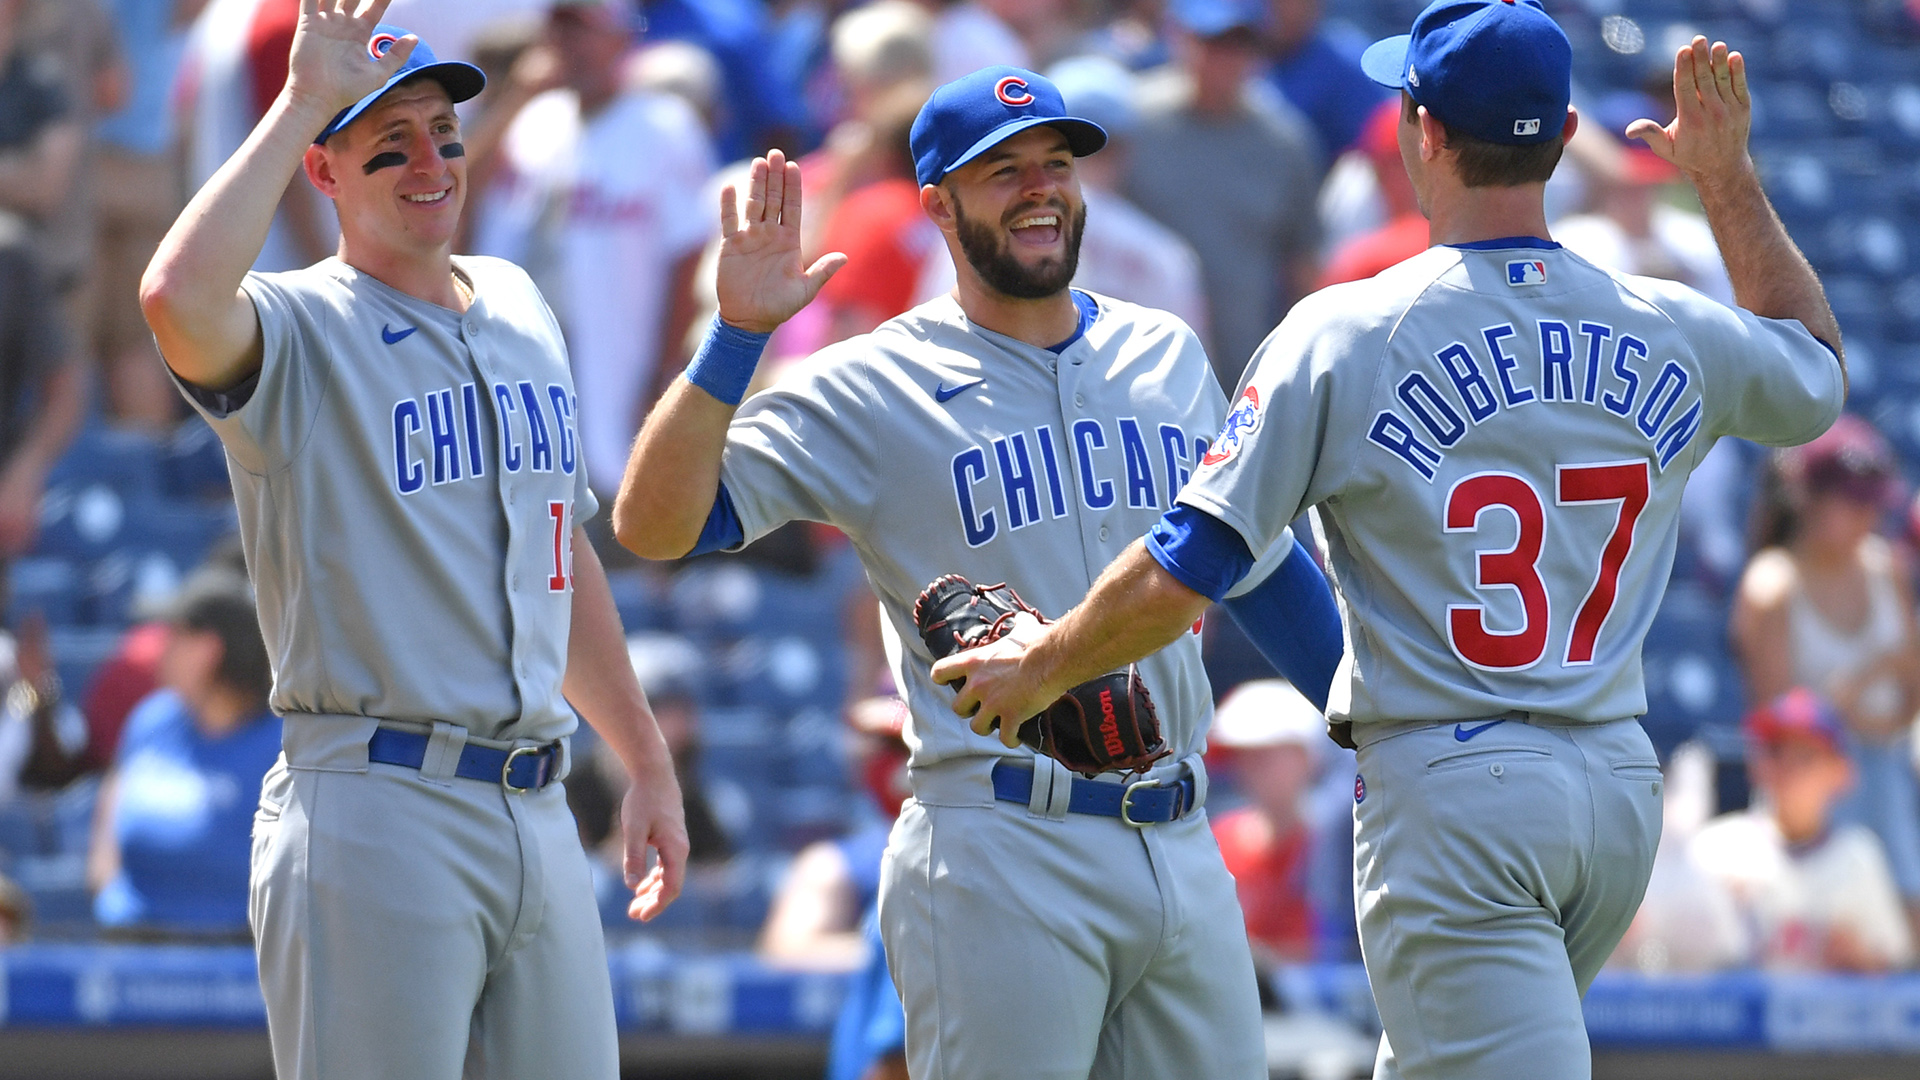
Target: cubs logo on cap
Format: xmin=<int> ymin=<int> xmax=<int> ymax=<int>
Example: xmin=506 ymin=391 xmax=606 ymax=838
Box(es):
xmin=911 ymin=66 xmax=1108 ymax=188
xmin=994 ymin=76 xmax=1035 ymax=106
xmin=314 ymin=24 xmax=487 ymax=144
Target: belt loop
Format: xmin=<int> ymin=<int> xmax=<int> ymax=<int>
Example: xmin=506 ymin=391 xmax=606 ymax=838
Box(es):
xmin=551 ymin=735 xmax=572 ymax=782
xmin=419 ymin=721 xmax=466 ymax=785
xmin=1027 ymin=757 xmax=1072 ymax=821
xmin=1180 ymin=752 xmax=1209 ymax=814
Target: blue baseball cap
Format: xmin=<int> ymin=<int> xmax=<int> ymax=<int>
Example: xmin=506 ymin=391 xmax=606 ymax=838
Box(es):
xmin=910 ymin=66 xmax=1107 ymax=188
xmin=1168 ymin=0 xmax=1267 ymax=38
xmin=314 ymin=25 xmax=486 ymax=144
xmin=1361 ymin=0 xmax=1571 ymax=147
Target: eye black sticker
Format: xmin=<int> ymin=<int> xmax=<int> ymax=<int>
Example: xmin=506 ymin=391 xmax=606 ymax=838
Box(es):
xmin=362 ymin=151 xmax=407 ymax=175
xmin=439 ymin=142 xmax=465 ymax=159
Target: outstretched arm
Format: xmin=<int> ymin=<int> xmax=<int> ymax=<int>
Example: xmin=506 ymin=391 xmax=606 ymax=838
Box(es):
xmin=611 ymin=150 xmax=845 ymax=560
xmin=140 ymin=0 xmax=416 ymax=391
xmin=1628 ymin=37 xmax=1844 ymax=382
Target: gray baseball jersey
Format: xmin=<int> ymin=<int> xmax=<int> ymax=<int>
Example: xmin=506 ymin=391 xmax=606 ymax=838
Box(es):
xmin=720 ymin=291 xmax=1289 ymax=767
xmin=723 ymin=289 xmax=1275 ymax=1080
xmin=177 ymin=254 xmax=620 ymax=1080
xmin=1180 ymin=242 xmax=1844 ymax=730
xmin=178 ymin=255 xmax=596 ymax=743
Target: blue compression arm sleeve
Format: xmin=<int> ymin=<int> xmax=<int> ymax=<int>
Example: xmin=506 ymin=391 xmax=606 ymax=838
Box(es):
xmin=1146 ymin=504 xmax=1343 ymax=711
xmin=687 ymin=483 xmax=747 ymax=557
xmin=1223 ymin=538 xmax=1343 ymax=712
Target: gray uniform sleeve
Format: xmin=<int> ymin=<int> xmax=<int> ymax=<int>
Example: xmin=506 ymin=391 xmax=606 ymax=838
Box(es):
xmin=173 ymin=272 xmax=334 ymax=476
xmin=1179 ymin=292 xmax=1384 ymax=558
xmin=718 ymin=345 xmax=879 ymax=544
xmin=1637 ymin=279 xmax=1844 ymax=448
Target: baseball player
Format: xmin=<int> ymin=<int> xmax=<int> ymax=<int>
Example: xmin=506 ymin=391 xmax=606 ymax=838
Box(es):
xmin=137 ymin=3 xmax=688 ymax=1077
xmin=614 ymin=66 xmax=1344 ymax=1080
xmin=935 ymin=5 xmax=1847 ymax=1079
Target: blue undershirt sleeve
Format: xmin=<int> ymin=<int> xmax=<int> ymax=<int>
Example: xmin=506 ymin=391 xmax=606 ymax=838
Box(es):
xmin=687 ymin=482 xmax=747 ymax=557
xmin=1222 ymin=536 xmax=1344 ymax=712
xmin=1146 ymin=504 xmax=1345 ymax=712
xmin=1145 ymin=503 xmax=1257 ymax=601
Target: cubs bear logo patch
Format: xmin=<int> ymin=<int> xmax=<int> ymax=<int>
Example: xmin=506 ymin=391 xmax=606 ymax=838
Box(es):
xmin=1200 ymin=386 xmax=1262 ymax=467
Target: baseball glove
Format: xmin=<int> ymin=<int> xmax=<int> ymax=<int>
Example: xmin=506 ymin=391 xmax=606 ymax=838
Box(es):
xmin=913 ymin=574 xmax=1167 ymax=776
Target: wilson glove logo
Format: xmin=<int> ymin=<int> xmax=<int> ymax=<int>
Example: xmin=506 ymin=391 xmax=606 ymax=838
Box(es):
xmin=994 ymin=76 xmax=1034 ymax=107
xmin=1099 ymin=687 xmax=1125 ymax=757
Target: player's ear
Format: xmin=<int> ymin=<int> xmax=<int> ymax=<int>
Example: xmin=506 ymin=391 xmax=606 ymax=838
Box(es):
xmin=1416 ymin=106 xmax=1446 ymax=163
xmin=1560 ymin=105 xmax=1579 ymax=144
xmin=920 ymin=183 xmax=957 ymax=235
xmin=303 ymin=143 xmax=340 ymax=199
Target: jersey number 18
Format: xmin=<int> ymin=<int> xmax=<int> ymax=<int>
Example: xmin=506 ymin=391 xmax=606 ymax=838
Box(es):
xmin=1443 ymin=460 xmax=1649 ymax=671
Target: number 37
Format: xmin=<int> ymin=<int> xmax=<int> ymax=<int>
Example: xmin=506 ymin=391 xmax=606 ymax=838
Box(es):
xmin=1444 ymin=460 xmax=1649 ymax=671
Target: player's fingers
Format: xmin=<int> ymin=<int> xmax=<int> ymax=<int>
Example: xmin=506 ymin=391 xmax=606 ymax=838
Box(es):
xmin=719 ymin=184 xmax=739 ymax=238
xmin=1708 ymin=40 xmax=1735 ymax=107
xmin=743 ymin=157 xmax=767 ymax=225
xmin=929 ymin=653 xmax=967 ymax=686
xmin=300 ymin=0 xmax=319 ymax=19
xmin=998 ymin=716 xmax=1023 ymax=749
xmin=782 ymin=158 xmax=804 ymax=228
xmin=1623 ymin=118 xmax=1676 ymax=162
xmin=1729 ymin=49 xmax=1750 ymax=108
xmin=802 ymin=252 xmax=849 ymax=299
xmin=375 ymin=35 xmax=418 ymax=77
xmin=1689 ymin=37 xmax=1721 ymax=116
xmin=1671 ymin=43 xmax=1704 ymax=125
xmin=361 ymin=0 xmax=396 ymax=25
xmin=765 ymin=148 xmax=787 ymax=222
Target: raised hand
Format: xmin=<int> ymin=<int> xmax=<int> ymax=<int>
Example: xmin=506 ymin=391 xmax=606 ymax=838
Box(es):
xmin=1627 ymin=36 xmax=1752 ymax=184
xmin=285 ymin=0 xmax=417 ymax=117
xmin=716 ymin=149 xmax=848 ymax=334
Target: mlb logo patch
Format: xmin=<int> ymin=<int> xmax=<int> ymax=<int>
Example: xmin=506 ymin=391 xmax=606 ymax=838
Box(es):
xmin=1514 ymin=117 xmax=1542 ymax=137
xmin=1506 ymin=260 xmax=1547 ymax=286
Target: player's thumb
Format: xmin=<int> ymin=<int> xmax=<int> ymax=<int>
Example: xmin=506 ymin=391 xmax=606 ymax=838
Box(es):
xmin=1624 ymin=118 xmax=1676 ymax=162
xmin=375 ymin=35 xmax=420 ymax=78
xmin=802 ymin=251 xmax=849 ymax=301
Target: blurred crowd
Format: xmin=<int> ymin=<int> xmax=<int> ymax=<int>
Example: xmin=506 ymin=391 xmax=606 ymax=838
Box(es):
xmin=1 ymin=0 xmax=1920 ymax=1010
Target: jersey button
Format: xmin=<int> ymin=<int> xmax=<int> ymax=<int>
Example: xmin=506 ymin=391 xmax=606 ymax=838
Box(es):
xmin=1098 ymin=526 xmax=1109 ymax=542
xmin=1073 ymin=393 xmax=1085 ymax=407
xmin=465 ymin=321 xmax=479 ymax=335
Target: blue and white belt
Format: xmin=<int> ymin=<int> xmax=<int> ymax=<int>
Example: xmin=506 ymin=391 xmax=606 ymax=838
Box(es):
xmin=367 ymin=727 xmax=561 ymax=792
xmin=990 ymin=758 xmax=1202 ymax=827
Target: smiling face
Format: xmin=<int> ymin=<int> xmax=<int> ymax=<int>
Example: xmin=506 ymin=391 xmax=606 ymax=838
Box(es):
xmin=934 ymin=125 xmax=1086 ymax=301
xmin=305 ymin=79 xmax=465 ymax=260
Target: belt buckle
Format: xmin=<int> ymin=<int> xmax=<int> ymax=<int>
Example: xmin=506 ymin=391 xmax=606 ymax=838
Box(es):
xmin=1119 ymin=776 xmax=1167 ymax=829
xmin=502 ymin=745 xmax=541 ymax=793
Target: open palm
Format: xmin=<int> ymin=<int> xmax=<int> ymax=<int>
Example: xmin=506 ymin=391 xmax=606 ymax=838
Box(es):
xmin=287 ymin=0 xmax=417 ymax=117
xmin=716 ymin=149 xmax=847 ymax=334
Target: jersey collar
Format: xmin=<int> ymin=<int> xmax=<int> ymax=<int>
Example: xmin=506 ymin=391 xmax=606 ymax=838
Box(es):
xmin=1446 ymin=236 xmax=1561 ymax=251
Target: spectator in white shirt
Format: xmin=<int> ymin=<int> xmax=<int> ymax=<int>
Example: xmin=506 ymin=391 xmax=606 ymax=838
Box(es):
xmin=471 ymin=0 xmax=715 ymax=500
xmin=1690 ymin=689 xmax=1915 ymax=973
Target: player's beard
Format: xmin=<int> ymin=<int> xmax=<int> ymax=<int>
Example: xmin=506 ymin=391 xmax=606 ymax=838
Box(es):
xmin=952 ymin=194 xmax=1086 ymax=300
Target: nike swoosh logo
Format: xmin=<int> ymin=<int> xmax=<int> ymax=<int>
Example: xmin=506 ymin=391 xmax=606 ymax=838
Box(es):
xmin=934 ymin=379 xmax=983 ymax=403
xmin=1454 ymin=720 xmax=1506 ymax=742
xmin=381 ymin=324 xmax=418 ymax=345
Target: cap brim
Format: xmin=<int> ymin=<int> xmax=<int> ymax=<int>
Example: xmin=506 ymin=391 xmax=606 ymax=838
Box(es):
xmin=939 ymin=115 xmax=1109 ymax=182
xmin=317 ymin=60 xmax=488 ymax=143
xmin=1360 ymin=35 xmax=1410 ymax=90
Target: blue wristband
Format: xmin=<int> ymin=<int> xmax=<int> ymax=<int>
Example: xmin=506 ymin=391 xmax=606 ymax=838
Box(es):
xmin=684 ymin=315 xmax=772 ymax=406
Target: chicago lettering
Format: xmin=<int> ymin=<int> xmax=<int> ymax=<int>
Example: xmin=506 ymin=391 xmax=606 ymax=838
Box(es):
xmin=392 ymin=380 xmax=579 ymax=496
xmin=950 ymin=421 xmax=1210 ymax=548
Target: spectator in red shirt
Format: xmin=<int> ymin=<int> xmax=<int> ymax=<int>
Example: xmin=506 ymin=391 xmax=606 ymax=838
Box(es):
xmin=1209 ymin=678 xmax=1326 ymax=963
xmin=813 ymin=89 xmax=938 ymax=345
xmin=1316 ymin=97 xmax=1428 ymax=288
